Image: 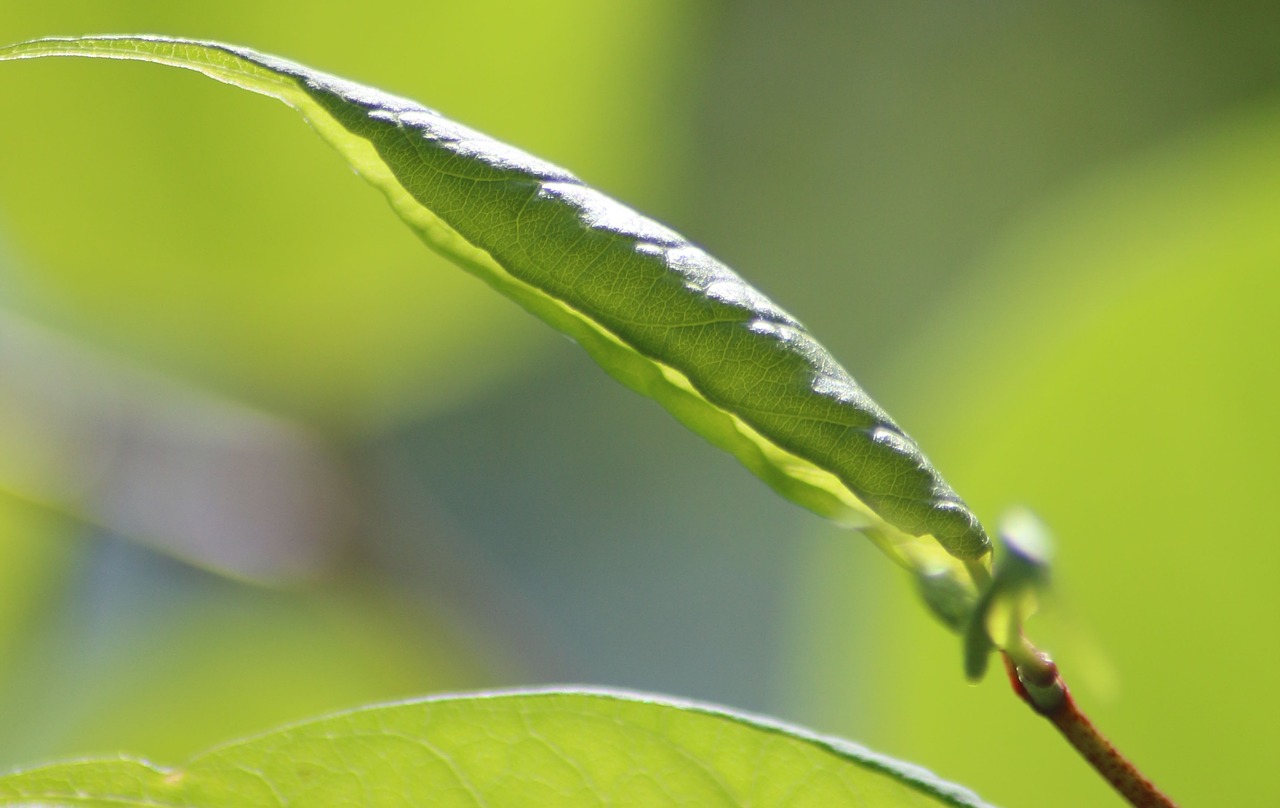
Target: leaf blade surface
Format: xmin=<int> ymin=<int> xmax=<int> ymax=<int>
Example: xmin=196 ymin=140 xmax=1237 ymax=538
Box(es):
xmin=0 ymin=689 xmax=999 ymax=807
xmin=0 ymin=35 xmax=989 ymax=584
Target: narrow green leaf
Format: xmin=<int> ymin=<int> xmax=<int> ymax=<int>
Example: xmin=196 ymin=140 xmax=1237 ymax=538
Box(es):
xmin=0 ymin=36 xmax=989 ymax=591
xmin=0 ymin=689 xmax=999 ymax=807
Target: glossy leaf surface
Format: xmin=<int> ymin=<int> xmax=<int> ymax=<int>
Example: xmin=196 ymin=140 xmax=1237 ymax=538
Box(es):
xmin=0 ymin=689 xmax=998 ymax=807
xmin=0 ymin=36 xmax=989 ymax=594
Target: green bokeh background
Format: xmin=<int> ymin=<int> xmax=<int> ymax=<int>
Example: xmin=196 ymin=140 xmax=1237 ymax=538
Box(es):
xmin=1 ymin=3 xmax=1277 ymax=806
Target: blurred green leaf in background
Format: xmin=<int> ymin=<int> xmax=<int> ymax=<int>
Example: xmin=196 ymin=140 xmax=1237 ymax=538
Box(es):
xmin=1 ymin=3 xmax=1278 ymax=807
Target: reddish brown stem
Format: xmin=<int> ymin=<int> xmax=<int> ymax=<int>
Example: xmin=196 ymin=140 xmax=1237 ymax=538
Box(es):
xmin=1001 ymin=654 xmax=1178 ymax=808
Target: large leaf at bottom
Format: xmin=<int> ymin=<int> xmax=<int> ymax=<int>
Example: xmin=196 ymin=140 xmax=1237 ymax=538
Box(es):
xmin=0 ymin=689 xmax=997 ymax=807
xmin=0 ymin=36 xmax=989 ymax=595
